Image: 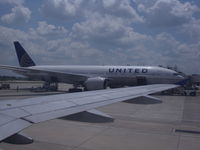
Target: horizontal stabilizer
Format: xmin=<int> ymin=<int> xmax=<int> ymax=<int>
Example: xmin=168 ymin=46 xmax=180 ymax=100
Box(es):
xmin=60 ymin=109 xmax=114 ymax=123
xmin=125 ymin=95 xmax=162 ymax=104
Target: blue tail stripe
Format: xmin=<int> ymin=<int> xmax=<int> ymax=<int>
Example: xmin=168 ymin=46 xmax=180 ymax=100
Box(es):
xmin=14 ymin=41 xmax=36 ymax=67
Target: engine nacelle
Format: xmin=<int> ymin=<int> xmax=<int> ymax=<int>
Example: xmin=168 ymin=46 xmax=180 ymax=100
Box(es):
xmin=84 ymin=77 xmax=107 ymax=91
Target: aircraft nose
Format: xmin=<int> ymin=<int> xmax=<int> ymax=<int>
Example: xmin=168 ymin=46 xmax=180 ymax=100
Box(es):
xmin=175 ymin=75 xmax=189 ymax=86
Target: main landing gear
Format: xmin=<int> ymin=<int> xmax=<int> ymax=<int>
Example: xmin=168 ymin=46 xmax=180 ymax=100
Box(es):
xmin=43 ymin=82 xmax=58 ymax=91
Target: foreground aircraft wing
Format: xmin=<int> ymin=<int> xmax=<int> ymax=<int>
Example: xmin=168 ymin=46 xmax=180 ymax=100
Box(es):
xmin=0 ymin=84 xmax=178 ymax=141
xmin=0 ymin=65 xmax=88 ymax=82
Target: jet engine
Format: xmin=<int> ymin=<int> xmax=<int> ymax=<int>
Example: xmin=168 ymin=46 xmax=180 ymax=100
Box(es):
xmin=84 ymin=77 xmax=108 ymax=91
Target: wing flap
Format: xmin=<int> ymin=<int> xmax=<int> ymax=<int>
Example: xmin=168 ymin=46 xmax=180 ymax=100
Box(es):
xmin=0 ymin=113 xmax=16 ymax=126
xmin=0 ymin=113 xmax=32 ymax=141
xmin=0 ymin=108 xmax=30 ymax=118
xmin=22 ymin=101 xmax=77 ymax=115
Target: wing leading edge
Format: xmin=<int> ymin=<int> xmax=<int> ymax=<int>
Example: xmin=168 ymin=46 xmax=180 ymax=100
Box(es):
xmin=0 ymin=84 xmax=178 ymax=141
xmin=0 ymin=65 xmax=87 ymax=83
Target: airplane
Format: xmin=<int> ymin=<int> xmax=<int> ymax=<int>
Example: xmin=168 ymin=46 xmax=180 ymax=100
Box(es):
xmin=0 ymin=41 xmax=184 ymax=92
xmin=0 ymin=83 xmax=179 ymax=145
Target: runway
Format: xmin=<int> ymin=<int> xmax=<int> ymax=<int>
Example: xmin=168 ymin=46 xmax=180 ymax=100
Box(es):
xmin=0 ymin=82 xmax=200 ymax=150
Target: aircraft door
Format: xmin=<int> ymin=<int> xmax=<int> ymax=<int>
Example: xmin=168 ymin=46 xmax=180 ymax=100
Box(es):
xmin=136 ymin=76 xmax=147 ymax=86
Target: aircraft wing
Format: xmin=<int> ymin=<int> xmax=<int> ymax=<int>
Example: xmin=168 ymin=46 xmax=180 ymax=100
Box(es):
xmin=0 ymin=84 xmax=178 ymax=141
xmin=0 ymin=65 xmax=87 ymax=83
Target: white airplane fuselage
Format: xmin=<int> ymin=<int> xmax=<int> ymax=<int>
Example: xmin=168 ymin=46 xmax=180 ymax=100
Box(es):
xmin=21 ymin=65 xmax=184 ymax=87
xmin=1 ymin=41 xmax=184 ymax=91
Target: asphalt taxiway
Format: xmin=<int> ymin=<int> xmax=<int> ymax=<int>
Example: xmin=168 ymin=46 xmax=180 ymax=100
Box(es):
xmin=0 ymin=82 xmax=200 ymax=150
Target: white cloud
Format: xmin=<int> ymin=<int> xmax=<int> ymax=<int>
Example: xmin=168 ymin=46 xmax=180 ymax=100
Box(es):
xmin=42 ymin=0 xmax=82 ymax=19
xmin=72 ymin=13 xmax=147 ymax=51
xmin=182 ymin=19 xmax=200 ymax=41
xmin=100 ymin=0 xmax=143 ymax=22
xmin=0 ymin=25 xmax=29 ymax=43
xmin=138 ymin=0 xmax=199 ymax=27
xmin=102 ymin=0 xmax=115 ymax=8
xmin=41 ymin=0 xmax=143 ymax=23
xmin=1 ymin=6 xmax=31 ymax=24
xmin=73 ymin=14 xmax=125 ymax=39
xmin=0 ymin=0 xmax=24 ymax=5
xmin=33 ymin=21 xmax=68 ymax=37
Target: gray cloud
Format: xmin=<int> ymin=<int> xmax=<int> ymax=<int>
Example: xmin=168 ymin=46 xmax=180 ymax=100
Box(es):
xmin=30 ymin=21 xmax=68 ymax=38
xmin=181 ymin=19 xmax=200 ymax=42
xmin=41 ymin=0 xmax=82 ymax=20
xmin=0 ymin=0 xmax=24 ymax=5
xmin=72 ymin=13 xmax=148 ymax=52
xmin=100 ymin=0 xmax=143 ymax=22
xmin=0 ymin=0 xmax=31 ymax=24
xmin=1 ymin=5 xmax=31 ymax=24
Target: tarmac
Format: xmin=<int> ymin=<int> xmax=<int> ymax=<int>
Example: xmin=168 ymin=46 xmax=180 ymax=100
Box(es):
xmin=0 ymin=81 xmax=200 ymax=150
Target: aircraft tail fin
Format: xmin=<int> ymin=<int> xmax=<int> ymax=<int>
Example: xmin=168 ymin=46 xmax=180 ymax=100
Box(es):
xmin=14 ymin=41 xmax=36 ymax=67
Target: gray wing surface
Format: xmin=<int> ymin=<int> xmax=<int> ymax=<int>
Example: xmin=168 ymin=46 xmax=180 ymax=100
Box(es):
xmin=0 ymin=65 xmax=87 ymax=83
xmin=0 ymin=84 xmax=178 ymax=141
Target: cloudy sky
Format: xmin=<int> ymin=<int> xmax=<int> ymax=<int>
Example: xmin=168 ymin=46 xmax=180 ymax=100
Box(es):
xmin=0 ymin=0 xmax=200 ymax=75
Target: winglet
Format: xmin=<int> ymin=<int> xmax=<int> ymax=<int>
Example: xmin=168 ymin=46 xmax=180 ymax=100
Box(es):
xmin=14 ymin=41 xmax=36 ymax=67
